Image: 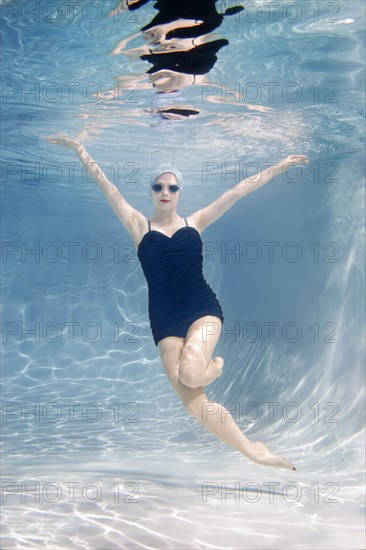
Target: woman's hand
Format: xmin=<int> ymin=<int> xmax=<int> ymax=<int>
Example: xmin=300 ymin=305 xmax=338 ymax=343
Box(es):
xmin=45 ymin=133 xmax=82 ymax=152
xmin=278 ymin=154 xmax=309 ymax=170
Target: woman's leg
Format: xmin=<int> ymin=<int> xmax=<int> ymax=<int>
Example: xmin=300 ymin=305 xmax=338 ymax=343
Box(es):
xmin=177 ymin=315 xmax=224 ymax=389
xmin=158 ymin=328 xmax=296 ymax=470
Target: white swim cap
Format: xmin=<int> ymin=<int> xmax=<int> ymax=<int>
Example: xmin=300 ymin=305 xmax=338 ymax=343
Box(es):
xmin=150 ymin=163 xmax=183 ymax=189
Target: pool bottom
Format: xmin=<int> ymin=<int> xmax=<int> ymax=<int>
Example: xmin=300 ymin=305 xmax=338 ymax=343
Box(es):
xmin=2 ymin=452 xmax=364 ymax=550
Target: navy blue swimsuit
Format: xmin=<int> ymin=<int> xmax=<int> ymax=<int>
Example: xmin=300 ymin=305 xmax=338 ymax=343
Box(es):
xmin=137 ymin=217 xmax=224 ymax=346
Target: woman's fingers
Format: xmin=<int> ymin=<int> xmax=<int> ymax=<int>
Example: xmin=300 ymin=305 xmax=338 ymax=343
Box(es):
xmin=44 ymin=134 xmax=80 ymax=149
xmin=277 ymin=155 xmax=309 ymax=173
xmin=45 ymin=133 xmax=68 ymax=144
xmin=284 ymin=154 xmax=309 ymax=165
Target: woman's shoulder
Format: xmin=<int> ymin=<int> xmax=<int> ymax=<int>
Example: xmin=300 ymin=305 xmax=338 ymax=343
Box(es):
xmin=185 ymin=214 xmax=201 ymax=234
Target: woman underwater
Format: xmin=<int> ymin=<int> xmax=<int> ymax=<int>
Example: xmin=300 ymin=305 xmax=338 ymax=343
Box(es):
xmin=47 ymin=134 xmax=308 ymax=470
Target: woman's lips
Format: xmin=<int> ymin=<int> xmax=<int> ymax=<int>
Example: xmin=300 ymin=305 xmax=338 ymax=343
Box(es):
xmin=161 ymin=200 xmax=170 ymax=203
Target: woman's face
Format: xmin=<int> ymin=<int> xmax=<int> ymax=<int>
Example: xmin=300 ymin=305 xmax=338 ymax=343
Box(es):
xmin=150 ymin=172 xmax=181 ymax=209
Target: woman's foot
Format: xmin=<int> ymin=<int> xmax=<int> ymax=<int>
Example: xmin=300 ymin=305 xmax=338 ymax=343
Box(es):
xmin=250 ymin=441 xmax=296 ymax=471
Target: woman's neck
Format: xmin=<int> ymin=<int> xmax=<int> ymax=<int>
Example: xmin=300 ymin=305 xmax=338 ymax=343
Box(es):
xmin=151 ymin=212 xmax=182 ymax=225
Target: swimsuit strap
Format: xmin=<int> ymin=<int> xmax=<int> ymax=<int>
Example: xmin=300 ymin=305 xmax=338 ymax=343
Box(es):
xmin=184 ymin=217 xmax=189 ymax=227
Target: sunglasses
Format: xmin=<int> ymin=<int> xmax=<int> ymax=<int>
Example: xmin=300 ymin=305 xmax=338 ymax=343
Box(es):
xmin=151 ymin=183 xmax=181 ymax=193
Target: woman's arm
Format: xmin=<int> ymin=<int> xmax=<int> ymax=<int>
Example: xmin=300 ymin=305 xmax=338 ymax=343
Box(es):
xmin=46 ymin=134 xmax=145 ymax=241
xmin=190 ymin=155 xmax=309 ymax=232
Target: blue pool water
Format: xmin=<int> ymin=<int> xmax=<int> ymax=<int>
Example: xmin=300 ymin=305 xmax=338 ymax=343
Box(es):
xmin=1 ymin=0 xmax=365 ymax=548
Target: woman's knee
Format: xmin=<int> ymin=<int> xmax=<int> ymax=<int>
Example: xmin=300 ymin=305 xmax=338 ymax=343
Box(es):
xmin=178 ymin=361 xmax=203 ymax=388
xmin=177 ymin=347 xmax=205 ymax=388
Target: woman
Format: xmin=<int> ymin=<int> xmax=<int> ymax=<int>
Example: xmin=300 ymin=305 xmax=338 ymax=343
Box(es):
xmin=47 ymin=134 xmax=308 ymax=470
